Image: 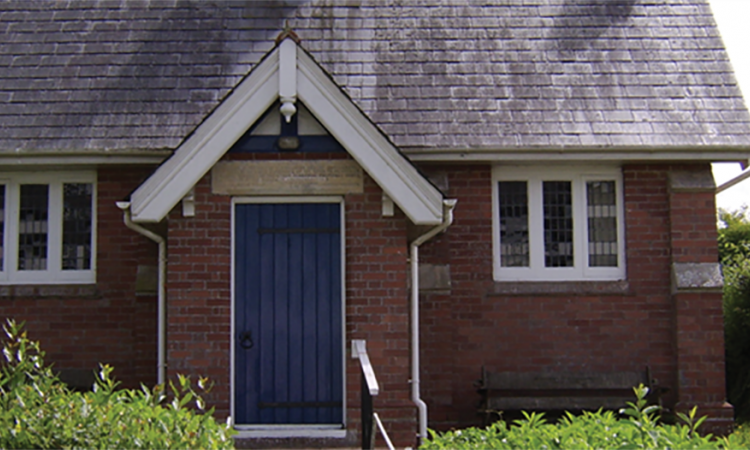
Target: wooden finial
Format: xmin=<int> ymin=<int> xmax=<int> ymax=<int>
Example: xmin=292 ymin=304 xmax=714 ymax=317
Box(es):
xmin=276 ymin=20 xmax=301 ymax=44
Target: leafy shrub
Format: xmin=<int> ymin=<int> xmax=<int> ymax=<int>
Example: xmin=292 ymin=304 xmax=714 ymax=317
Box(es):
xmin=719 ymin=208 xmax=750 ymax=421
xmin=0 ymin=320 xmax=235 ymax=449
xmin=422 ymin=385 xmax=744 ymax=450
xmin=728 ymin=423 xmax=750 ymax=448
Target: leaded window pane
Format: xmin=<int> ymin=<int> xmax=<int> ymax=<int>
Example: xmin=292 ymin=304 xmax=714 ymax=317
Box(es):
xmin=498 ymin=181 xmax=529 ymax=267
xmin=62 ymin=183 xmax=92 ymax=270
xmin=543 ymin=181 xmax=573 ymax=267
xmin=18 ymin=184 xmax=48 ymax=271
xmin=0 ymin=185 xmax=4 ymax=272
xmin=587 ymin=181 xmax=618 ymax=267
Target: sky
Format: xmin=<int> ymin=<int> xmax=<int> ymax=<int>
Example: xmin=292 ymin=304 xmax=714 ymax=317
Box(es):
xmin=708 ymin=0 xmax=750 ymax=212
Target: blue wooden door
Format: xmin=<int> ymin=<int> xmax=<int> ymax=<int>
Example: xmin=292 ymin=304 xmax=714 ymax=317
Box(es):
xmin=234 ymin=203 xmax=343 ymax=425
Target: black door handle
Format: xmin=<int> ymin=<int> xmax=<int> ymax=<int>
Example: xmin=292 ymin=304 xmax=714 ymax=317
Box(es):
xmin=239 ymin=330 xmax=254 ymax=349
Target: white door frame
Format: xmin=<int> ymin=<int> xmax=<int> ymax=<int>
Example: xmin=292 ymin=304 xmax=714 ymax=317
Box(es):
xmin=230 ymin=196 xmax=347 ymax=437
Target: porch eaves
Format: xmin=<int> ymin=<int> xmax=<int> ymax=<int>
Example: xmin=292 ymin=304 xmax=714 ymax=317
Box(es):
xmin=129 ymin=39 xmax=445 ymax=226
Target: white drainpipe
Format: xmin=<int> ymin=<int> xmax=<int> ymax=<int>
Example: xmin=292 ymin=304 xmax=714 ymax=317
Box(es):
xmin=410 ymin=199 xmax=457 ymax=442
xmin=116 ymin=201 xmax=167 ymax=385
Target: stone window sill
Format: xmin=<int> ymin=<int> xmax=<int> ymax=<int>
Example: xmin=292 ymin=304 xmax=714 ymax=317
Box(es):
xmin=0 ymin=284 xmax=100 ymax=299
xmin=489 ymin=280 xmax=631 ymax=296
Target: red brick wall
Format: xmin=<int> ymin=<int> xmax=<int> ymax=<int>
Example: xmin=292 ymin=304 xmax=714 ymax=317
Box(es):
xmin=418 ymin=165 xmax=494 ymax=428
xmin=6 ymin=160 xmax=726 ymax=444
xmin=165 ymin=173 xmax=233 ymax=415
xmin=345 ymin=174 xmax=414 ymax=446
xmin=667 ymin=167 xmax=732 ymax=429
xmin=0 ymin=167 xmax=159 ymax=388
xmin=417 ymin=163 xmax=726 ymax=430
xmin=668 ymin=176 xmax=720 ymax=264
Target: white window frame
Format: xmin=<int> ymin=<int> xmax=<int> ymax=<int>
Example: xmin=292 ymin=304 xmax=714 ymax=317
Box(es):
xmin=492 ymin=165 xmax=625 ymax=282
xmin=0 ymin=171 xmax=96 ymax=285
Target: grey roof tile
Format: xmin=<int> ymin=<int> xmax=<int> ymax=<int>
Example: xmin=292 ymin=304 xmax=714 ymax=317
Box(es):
xmin=0 ymin=0 xmax=748 ymax=154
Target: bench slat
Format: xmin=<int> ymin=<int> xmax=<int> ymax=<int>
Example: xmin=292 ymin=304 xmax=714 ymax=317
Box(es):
xmin=480 ymin=371 xmax=648 ymax=391
xmin=486 ymin=396 xmax=635 ymax=412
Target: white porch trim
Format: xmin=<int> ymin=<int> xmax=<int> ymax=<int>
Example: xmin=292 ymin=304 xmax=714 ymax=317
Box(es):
xmin=129 ymin=38 xmax=444 ymax=225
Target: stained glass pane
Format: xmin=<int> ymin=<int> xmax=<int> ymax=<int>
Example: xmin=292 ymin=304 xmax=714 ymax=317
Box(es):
xmin=0 ymin=185 xmax=4 ymax=271
xmin=587 ymin=181 xmax=618 ymax=267
xmin=498 ymin=181 xmax=529 ymax=267
xmin=18 ymin=184 xmax=48 ymax=271
xmin=62 ymin=183 xmax=93 ymax=270
xmin=543 ymin=181 xmax=573 ymax=267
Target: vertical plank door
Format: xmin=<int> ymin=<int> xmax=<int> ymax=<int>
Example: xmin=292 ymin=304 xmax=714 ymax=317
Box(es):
xmin=234 ymin=203 xmax=343 ymax=425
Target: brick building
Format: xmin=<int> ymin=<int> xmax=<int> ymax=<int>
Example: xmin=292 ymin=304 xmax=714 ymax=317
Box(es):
xmin=0 ymin=1 xmax=749 ymax=448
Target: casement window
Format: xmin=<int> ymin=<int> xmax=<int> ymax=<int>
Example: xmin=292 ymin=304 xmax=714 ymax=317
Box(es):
xmin=0 ymin=172 xmax=96 ymax=284
xmin=492 ymin=166 xmax=625 ymax=281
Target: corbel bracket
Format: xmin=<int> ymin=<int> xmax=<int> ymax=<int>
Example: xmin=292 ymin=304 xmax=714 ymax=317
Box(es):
xmin=382 ymin=193 xmax=394 ymax=217
xmin=181 ymin=188 xmax=195 ymax=217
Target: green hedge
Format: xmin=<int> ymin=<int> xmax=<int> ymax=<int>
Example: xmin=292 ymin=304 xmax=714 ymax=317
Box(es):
xmin=422 ymin=386 xmax=749 ymax=449
xmin=719 ymin=208 xmax=750 ymax=421
xmin=0 ymin=320 xmax=235 ymax=449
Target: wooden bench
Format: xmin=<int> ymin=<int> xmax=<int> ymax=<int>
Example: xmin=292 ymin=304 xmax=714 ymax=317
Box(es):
xmin=56 ymin=368 xmax=96 ymax=392
xmin=476 ymin=367 xmax=661 ymax=423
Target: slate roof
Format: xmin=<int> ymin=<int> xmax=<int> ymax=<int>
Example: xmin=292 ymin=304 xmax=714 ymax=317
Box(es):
xmin=1 ymin=0 xmax=750 ymax=155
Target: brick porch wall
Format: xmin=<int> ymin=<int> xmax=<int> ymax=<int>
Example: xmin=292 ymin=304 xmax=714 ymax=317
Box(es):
xmin=164 ymin=162 xmax=417 ymax=447
xmin=345 ymin=174 xmax=415 ymax=446
xmin=0 ymin=167 xmax=159 ymax=388
xmin=165 ymin=173 xmax=233 ymax=416
xmin=418 ymin=163 xmax=728 ymax=430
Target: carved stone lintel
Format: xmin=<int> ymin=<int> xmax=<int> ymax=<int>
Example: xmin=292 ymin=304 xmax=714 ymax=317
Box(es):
xmin=212 ymin=160 xmax=363 ymax=195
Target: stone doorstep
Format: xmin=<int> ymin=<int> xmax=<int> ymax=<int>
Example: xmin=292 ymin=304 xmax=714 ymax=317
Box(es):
xmin=233 ymin=435 xmax=357 ymax=450
xmin=234 ymin=437 xmax=411 ymax=450
xmin=238 ymin=446 xmax=409 ymax=450
xmin=245 ymin=447 xmax=361 ymax=450
xmin=236 ymin=445 xmax=360 ymax=450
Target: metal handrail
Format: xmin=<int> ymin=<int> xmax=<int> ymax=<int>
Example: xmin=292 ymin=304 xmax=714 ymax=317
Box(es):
xmin=353 ymin=339 xmax=379 ymax=395
xmin=352 ymin=340 xmax=395 ymax=450
xmin=373 ymin=413 xmax=395 ymax=450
